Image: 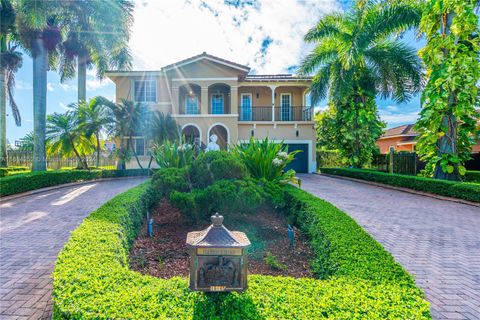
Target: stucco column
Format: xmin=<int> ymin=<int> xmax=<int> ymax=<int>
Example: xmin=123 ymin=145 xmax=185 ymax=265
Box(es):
xmin=201 ymin=86 xmax=209 ymax=114
xmin=268 ymin=85 xmax=277 ymax=122
xmin=172 ymin=86 xmax=179 ymax=114
xmin=230 ymin=86 xmax=238 ymax=115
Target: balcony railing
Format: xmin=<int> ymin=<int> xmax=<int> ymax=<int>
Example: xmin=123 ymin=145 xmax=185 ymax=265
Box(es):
xmin=239 ymin=106 xmax=313 ymax=121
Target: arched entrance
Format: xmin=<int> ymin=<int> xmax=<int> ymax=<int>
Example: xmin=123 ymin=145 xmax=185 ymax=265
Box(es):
xmin=181 ymin=124 xmax=201 ymax=145
xmin=208 ymin=124 xmax=229 ymax=150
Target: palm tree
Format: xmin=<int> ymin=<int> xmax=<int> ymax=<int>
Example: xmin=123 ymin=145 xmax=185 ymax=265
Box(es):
xmin=14 ymin=0 xmax=64 ymax=171
xmin=76 ymin=96 xmax=114 ymax=168
xmin=46 ymin=111 xmax=92 ymax=169
xmin=0 ymin=0 xmax=23 ymax=167
xmin=18 ymin=131 xmax=34 ymax=151
xmin=97 ymin=98 xmax=147 ymax=169
xmin=299 ymin=0 xmax=423 ymax=166
xmin=145 ymin=112 xmax=180 ymax=168
xmin=58 ymin=0 xmax=133 ymax=103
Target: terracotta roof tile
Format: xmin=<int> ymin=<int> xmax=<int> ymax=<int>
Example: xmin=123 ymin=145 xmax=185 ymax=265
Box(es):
xmin=382 ymin=124 xmax=418 ymax=138
xmin=162 ymin=52 xmax=250 ymax=72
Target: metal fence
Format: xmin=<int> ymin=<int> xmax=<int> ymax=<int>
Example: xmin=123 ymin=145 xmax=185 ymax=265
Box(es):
xmin=372 ymin=152 xmax=425 ymax=175
xmin=6 ymin=151 xmax=116 ymax=169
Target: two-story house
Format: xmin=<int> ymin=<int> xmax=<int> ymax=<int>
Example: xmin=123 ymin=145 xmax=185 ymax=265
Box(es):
xmin=106 ymin=52 xmax=316 ymax=173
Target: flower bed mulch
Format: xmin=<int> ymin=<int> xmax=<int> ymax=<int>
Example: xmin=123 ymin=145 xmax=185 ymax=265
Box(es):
xmin=129 ymin=200 xmax=314 ymax=278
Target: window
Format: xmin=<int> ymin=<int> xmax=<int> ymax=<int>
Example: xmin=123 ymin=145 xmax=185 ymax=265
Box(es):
xmin=240 ymin=94 xmax=252 ymax=121
xmin=134 ymin=138 xmax=145 ymax=156
xmin=211 ymin=94 xmax=224 ymax=114
xmin=281 ymin=93 xmax=292 ymax=121
xmin=133 ymin=80 xmax=156 ymax=102
xmin=185 ymin=95 xmax=199 ymax=114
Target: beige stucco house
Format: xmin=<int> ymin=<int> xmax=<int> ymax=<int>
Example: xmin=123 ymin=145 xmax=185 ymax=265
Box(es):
xmin=106 ymin=52 xmax=316 ymax=173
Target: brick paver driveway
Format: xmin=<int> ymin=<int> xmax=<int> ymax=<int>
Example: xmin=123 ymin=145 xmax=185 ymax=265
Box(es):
xmin=0 ymin=178 xmax=147 ymax=319
xmin=299 ymin=174 xmax=480 ymax=320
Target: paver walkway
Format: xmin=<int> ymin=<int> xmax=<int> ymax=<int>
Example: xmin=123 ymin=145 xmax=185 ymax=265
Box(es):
xmin=299 ymin=174 xmax=480 ymax=320
xmin=0 ymin=178 xmax=147 ymax=319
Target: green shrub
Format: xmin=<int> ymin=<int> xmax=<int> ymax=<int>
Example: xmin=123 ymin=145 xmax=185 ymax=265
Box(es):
xmin=151 ymin=140 xmax=194 ymax=168
xmin=233 ymin=137 xmax=299 ymax=184
xmin=170 ymin=179 xmax=265 ymax=222
xmin=0 ymin=169 xmax=151 ymax=197
xmin=264 ymin=252 xmax=288 ymax=271
xmin=465 ymin=170 xmax=480 ymax=183
xmin=0 ymin=166 xmax=30 ymax=177
xmin=321 ymin=167 xmax=480 ymax=202
xmin=151 ymin=167 xmax=190 ymax=197
xmin=53 ymin=180 xmax=430 ymax=319
xmin=189 ymin=151 xmax=248 ymax=188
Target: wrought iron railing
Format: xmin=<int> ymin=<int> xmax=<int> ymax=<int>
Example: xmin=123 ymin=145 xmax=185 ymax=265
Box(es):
xmin=238 ymin=106 xmax=313 ymax=121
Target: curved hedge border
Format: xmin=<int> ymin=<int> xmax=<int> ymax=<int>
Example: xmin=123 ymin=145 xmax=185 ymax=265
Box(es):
xmin=0 ymin=169 xmax=151 ymax=197
xmin=0 ymin=166 xmax=29 ymax=177
xmin=320 ymin=168 xmax=480 ymax=203
xmin=52 ymin=180 xmax=430 ymax=319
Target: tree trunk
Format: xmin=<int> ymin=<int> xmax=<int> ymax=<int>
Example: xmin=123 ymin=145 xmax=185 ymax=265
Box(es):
xmin=71 ymin=140 xmax=87 ymax=170
xmin=32 ymin=38 xmax=48 ymax=171
xmin=77 ymin=53 xmax=87 ymax=104
xmin=130 ymin=137 xmax=143 ymax=169
xmin=0 ymin=67 xmax=7 ymax=167
xmin=96 ymin=131 xmax=101 ymax=168
xmin=116 ymin=137 xmax=127 ymax=170
xmin=433 ymin=112 xmax=460 ymax=181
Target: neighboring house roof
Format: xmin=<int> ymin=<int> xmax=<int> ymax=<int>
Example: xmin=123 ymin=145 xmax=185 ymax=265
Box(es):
xmin=243 ymin=74 xmax=312 ymax=82
xmin=379 ymin=124 xmax=418 ymax=140
xmin=162 ymin=52 xmax=250 ymax=73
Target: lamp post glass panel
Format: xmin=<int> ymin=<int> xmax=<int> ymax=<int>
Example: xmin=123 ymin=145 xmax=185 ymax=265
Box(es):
xmin=186 ymin=213 xmax=250 ymax=292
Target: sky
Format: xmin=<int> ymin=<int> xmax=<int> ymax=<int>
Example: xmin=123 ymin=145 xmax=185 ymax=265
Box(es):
xmin=6 ymin=0 xmax=425 ymax=145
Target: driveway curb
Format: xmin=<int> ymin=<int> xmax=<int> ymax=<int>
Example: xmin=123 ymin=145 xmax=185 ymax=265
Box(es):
xmin=0 ymin=176 xmax=149 ymax=203
xmin=316 ymin=173 xmax=480 ymax=208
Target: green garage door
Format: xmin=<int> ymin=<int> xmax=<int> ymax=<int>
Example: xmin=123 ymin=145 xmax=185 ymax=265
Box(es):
xmin=284 ymin=144 xmax=309 ymax=173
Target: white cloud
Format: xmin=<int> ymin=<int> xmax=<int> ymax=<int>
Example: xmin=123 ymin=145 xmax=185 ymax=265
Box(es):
xmin=59 ymin=102 xmax=69 ymax=111
xmin=86 ymin=77 xmax=113 ymax=91
xmin=130 ymin=0 xmax=340 ymax=73
xmin=379 ymin=109 xmax=420 ymax=127
xmin=59 ymin=83 xmax=76 ymax=91
xmin=16 ymin=80 xmax=33 ymax=90
xmin=47 ymin=82 xmax=54 ymax=92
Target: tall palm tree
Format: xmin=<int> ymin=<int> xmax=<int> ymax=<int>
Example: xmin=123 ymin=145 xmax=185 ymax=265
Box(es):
xmin=76 ymin=96 xmax=114 ymax=168
xmin=46 ymin=111 xmax=92 ymax=169
xmin=58 ymin=0 xmax=134 ymax=103
xmin=0 ymin=0 xmax=23 ymax=167
xmin=299 ymin=0 xmax=423 ymax=166
xmin=15 ymin=0 xmax=64 ymax=171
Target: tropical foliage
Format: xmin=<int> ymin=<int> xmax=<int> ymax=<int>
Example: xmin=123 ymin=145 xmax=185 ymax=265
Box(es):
xmin=46 ymin=111 xmax=94 ymax=169
xmin=415 ymin=0 xmax=480 ymax=180
xmin=151 ymin=140 xmax=194 ymax=169
xmin=300 ymin=0 xmax=423 ymax=167
xmin=58 ymin=0 xmax=133 ymax=103
xmin=145 ymin=112 xmax=180 ymax=168
xmin=233 ymin=138 xmax=299 ymax=184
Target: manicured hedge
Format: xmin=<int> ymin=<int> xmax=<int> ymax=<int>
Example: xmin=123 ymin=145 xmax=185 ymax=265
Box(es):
xmin=52 ymin=180 xmax=430 ymax=319
xmin=0 ymin=166 xmax=29 ymax=177
xmin=465 ymin=170 xmax=480 ymax=183
xmin=321 ymin=167 xmax=480 ymax=203
xmin=0 ymin=169 xmax=151 ymax=197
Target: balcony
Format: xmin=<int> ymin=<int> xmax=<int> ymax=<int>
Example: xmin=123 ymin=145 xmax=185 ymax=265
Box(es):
xmin=238 ymin=106 xmax=313 ymax=122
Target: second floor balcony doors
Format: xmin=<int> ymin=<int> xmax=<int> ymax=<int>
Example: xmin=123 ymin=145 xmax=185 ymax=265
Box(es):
xmin=185 ymin=95 xmax=199 ymax=114
xmin=240 ymin=93 xmax=252 ymax=121
xmin=211 ymin=94 xmax=224 ymax=114
xmin=280 ymin=93 xmax=292 ymax=121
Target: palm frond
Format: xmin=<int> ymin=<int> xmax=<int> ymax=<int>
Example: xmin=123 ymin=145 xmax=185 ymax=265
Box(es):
xmin=304 ymin=13 xmax=346 ymax=42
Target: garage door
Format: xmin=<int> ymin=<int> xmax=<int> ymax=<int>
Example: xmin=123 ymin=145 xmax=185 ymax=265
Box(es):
xmin=284 ymin=144 xmax=309 ymax=173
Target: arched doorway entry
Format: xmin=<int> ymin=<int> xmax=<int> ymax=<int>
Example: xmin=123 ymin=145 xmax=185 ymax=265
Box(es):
xmin=181 ymin=124 xmax=201 ymax=146
xmin=208 ymin=124 xmax=229 ymax=150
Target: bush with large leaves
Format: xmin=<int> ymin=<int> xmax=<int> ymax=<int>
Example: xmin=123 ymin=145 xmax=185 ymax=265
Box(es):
xmin=233 ymin=138 xmax=299 ymax=184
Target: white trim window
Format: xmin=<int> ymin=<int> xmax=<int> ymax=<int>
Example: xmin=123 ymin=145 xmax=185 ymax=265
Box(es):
xmin=280 ymin=93 xmax=292 ymax=121
xmin=240 ymin=93 xmax=252 ymax=121
xmin=211 ymin=94 xmax=224 ymax=114
xmin=133 ymin=80 xmax=156 ymax=103
xmin=185 ymin=95 xmax=199 ymax=114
